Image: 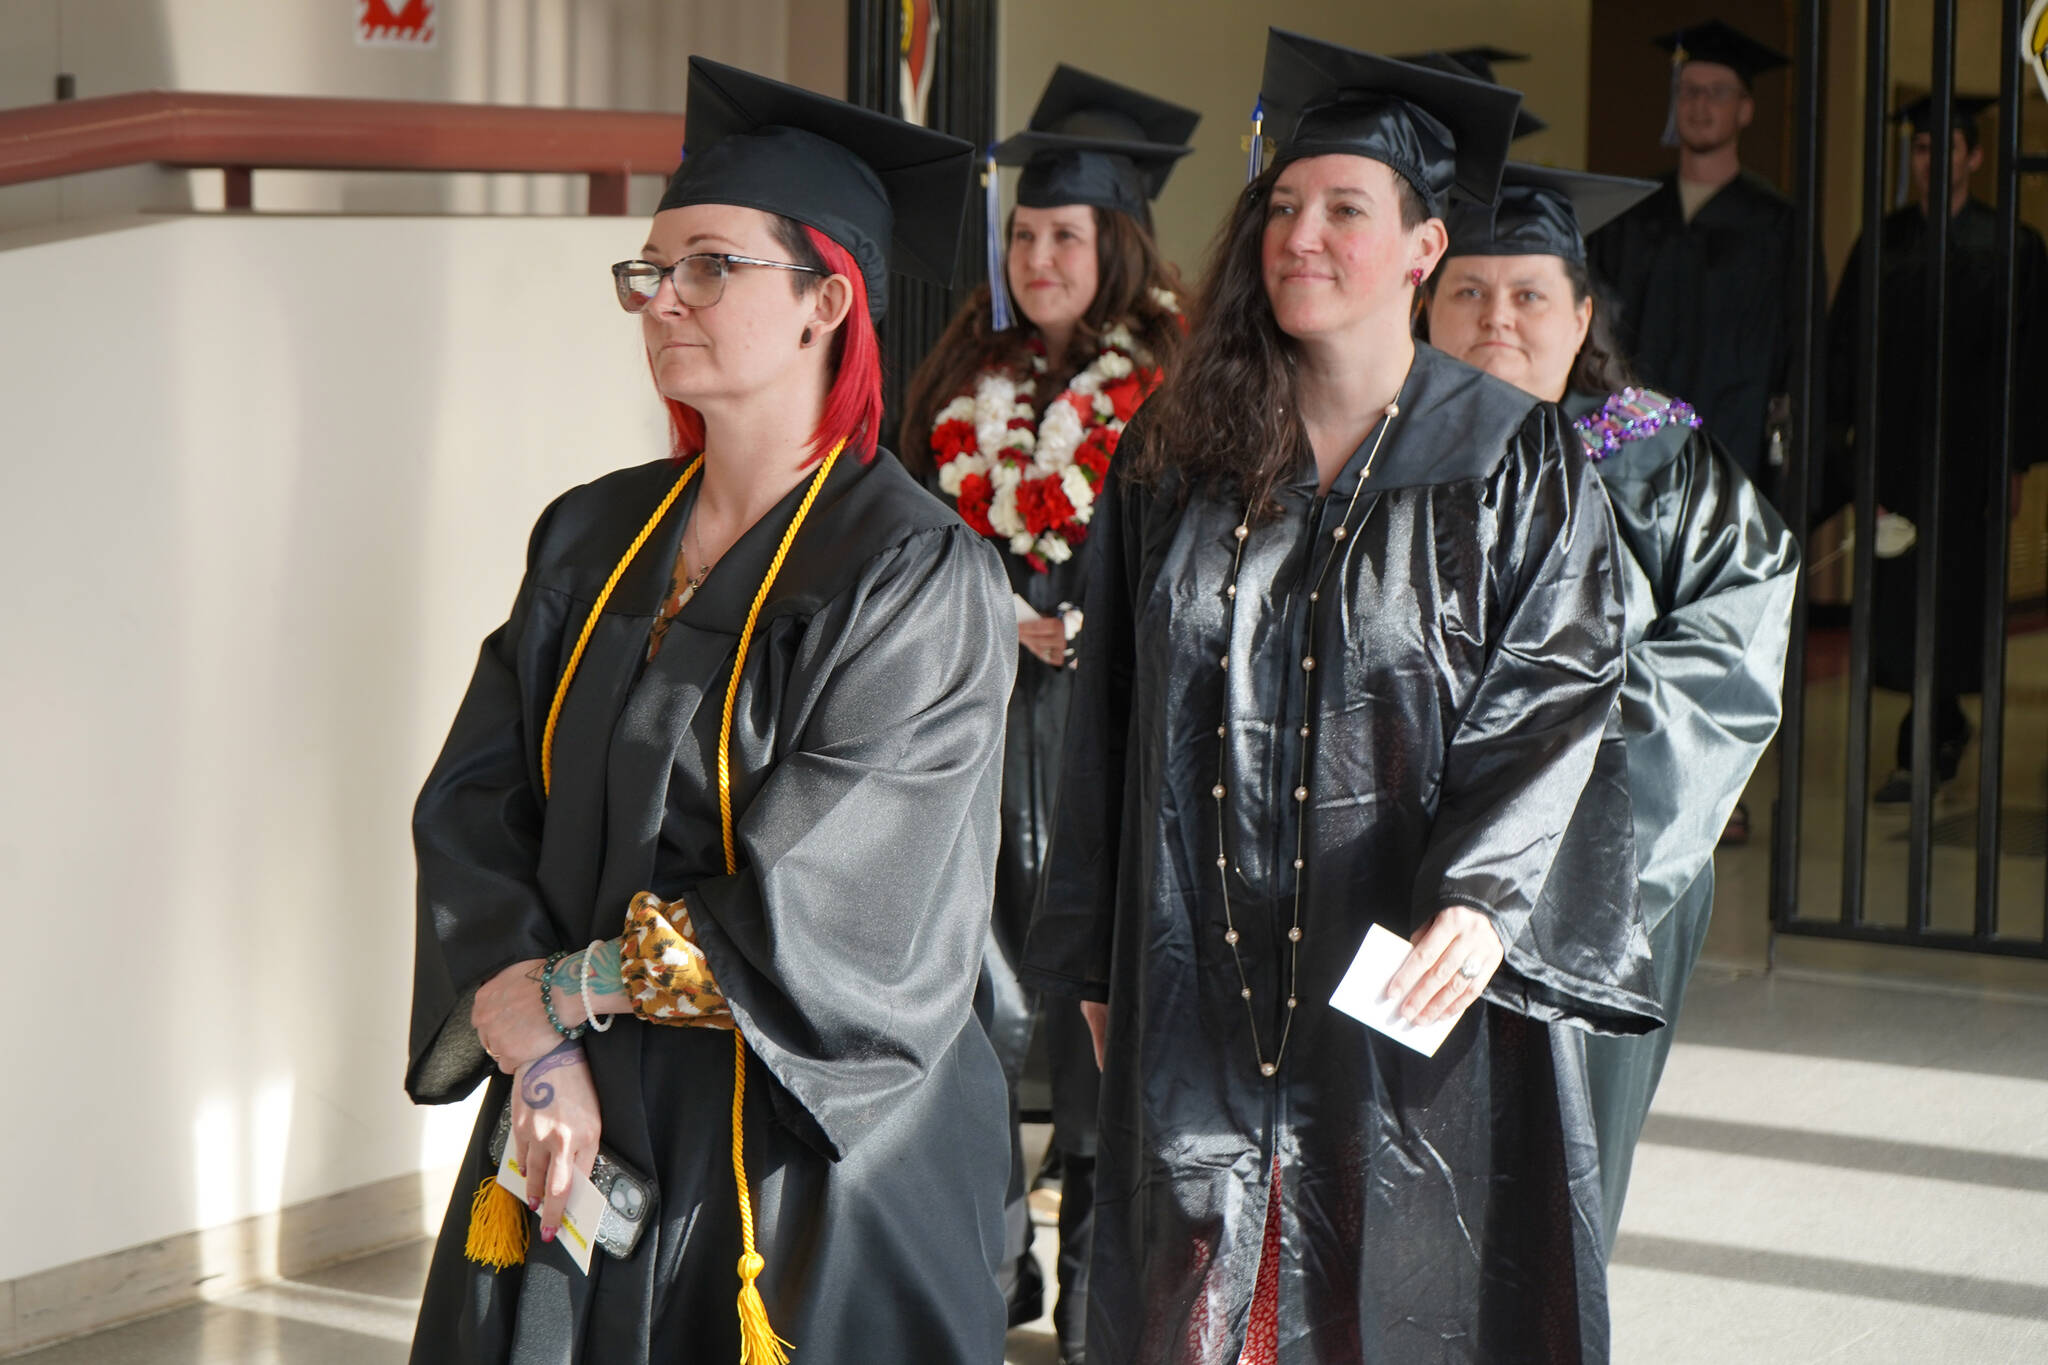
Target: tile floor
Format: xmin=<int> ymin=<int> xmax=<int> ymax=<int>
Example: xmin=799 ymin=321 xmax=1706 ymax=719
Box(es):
xmin=16 ymin=627 xmax=2048 ymax=1363
xmin=13 ymin=965 xmax=2045 ymax=1364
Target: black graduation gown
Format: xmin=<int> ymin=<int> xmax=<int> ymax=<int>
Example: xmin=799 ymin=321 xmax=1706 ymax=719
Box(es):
xmin=1824 ymin=198 xmax=2048 ymax=696
xmin=1563 ymin=391 xmax=1799 ymax=1249
xmin=988 ymin=531 xmax=1088 ymax=1135
xmin=1023 ymin=347 xmax=1663 ymax=1365
xmin=405 ymin=450 xmax=1017 ymax=1364
xmin=1588 ymin=172 xmax=1796 ymax=479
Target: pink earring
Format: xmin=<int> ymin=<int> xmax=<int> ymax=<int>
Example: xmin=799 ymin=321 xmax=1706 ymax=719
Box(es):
xmin=1409 ymin=268 xmax=1425 ymax=286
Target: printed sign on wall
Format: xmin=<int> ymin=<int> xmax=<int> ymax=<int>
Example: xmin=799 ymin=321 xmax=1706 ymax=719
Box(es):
xmin=358 ymin=0 xmax=436 ymax=47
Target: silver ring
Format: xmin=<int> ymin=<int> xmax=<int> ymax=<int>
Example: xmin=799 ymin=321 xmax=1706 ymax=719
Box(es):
xmin=1456 ymin=958 xmax=1483 ymax=982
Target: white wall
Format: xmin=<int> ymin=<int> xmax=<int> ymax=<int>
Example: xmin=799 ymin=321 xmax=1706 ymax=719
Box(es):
xmin=0 ymin=211 xmax=666 ymax=1280
xmin=0 ymin=0 xmax=801 ymax=231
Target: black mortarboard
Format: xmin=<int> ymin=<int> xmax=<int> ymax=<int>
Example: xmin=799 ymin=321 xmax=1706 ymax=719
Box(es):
xmin=1894 ymin=92 xmax=1999 ymax=135
xmin=1654 ymin=19 xmax=1790 ymax=86
xmin=1397 ymin=48 xmax=1549 ymax=140
xmin=991 ymin=66 xmax=1199 ymax=217
xmin=1259 ymin=30 xmax=1522 ymax=214
xmin=1444 ymin=163 xmax=1659 ymax=264
xmin=658 ymin=57 xmax=975 ymax=323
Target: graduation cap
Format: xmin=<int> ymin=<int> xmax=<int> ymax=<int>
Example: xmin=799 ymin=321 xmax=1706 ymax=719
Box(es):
xmin=658 ymin=57 xmax=976 ymax=323
xmin=992 ymin=66 xmax=1199 ymax=218
xmin=1895 ymin=92 xmax=1999 ymax=137
xmin=1654 ymin=19 xmax=1790 ymax=87
xmin=1259 ymin=29 xmax=1523 ymax=214
xmin=1397 ymin=48 xmax=1549 ymax=140
xmin=1444 ymin=163 xmax=1660 ymax=264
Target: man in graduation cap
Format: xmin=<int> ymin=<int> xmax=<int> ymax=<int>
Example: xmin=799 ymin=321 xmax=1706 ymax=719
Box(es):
xmin=407 ymin=56 xmax=1023 ymax=1364
xmin=1825 ymin=93 xmax=2048 ymax=801
xmin=1026 ymin=29 xmax=1660 ymax=1365
xmin=1589 ymin=18 xmax=1798 ymax=490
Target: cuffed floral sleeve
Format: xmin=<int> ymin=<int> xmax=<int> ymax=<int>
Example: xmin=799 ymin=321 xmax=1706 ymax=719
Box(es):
xmin=619 ymin=891 xmax=734 ymax=1028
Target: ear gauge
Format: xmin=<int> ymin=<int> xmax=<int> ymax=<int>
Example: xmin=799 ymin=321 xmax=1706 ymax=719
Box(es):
xmin=801 ymin=327 xmax=815 ymax=347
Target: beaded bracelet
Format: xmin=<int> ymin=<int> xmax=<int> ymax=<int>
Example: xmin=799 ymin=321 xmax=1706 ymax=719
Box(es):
xmin=580 ymin=939 xmax=615 ymax=1033
xmin=539 ymin=949 xmax=588 ymax=1040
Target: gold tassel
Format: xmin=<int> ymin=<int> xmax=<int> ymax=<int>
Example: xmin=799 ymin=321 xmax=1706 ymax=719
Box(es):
xmin=736 ymin=1251 xmax=792 ymax=1364
xmin=538 ymin=442 xmax=843 ymax=1357
xmin=464 ymin=1174 xmax=530 ymax=1270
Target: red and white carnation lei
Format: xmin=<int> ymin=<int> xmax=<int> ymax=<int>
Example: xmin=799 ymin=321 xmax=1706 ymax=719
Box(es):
xmin=930 ymin=299 xmax=1172 ymax=572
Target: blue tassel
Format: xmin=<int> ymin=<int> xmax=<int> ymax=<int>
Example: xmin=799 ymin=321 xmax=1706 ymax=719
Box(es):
xmin=1245 ymin=98 xmax=1266 ymax=183
xmin=1658 ymin=46 xmax=1684 ymax=149
xmin=985 ymin=149 xmax=1014 ymax=332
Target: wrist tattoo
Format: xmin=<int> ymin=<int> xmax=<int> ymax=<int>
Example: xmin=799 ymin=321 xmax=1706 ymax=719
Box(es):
xmin=548 ymin=940 xmax=625 ymax=999
xmin=518 ymin=1039 xmax=586 ymax=1110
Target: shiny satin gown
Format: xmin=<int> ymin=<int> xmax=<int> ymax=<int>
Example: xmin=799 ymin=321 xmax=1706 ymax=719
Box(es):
xmin=1026 ymin=346 xmax=1663 ymax=1365
xmin=407 ymin=451 xmax=1017 ymax=1363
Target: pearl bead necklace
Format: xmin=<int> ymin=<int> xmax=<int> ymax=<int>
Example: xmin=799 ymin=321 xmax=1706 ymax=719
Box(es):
xmin=1213 ymin=401 xmax=1399 ymax=1077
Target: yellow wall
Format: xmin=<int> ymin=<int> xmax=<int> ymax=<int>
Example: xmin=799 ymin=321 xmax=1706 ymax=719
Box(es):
xmin=1000 ymin=1 xmax=1592 ymax=274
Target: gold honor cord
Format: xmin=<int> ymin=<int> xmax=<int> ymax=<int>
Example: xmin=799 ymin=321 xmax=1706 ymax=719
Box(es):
xmin=540 ymin=455 xmax=704 ymax=798
xmin=518 ymin=440 xmax=843 ymax=1362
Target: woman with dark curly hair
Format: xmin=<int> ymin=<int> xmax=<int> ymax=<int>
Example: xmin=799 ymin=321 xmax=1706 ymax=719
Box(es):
xmin=1024 ymin=32 xmax=1660 ymax=1365
xmin=901 ymin=66 xmax=1195 ymax=1360
xmin=1424 ymin=163 xmax=1798 ymax=1254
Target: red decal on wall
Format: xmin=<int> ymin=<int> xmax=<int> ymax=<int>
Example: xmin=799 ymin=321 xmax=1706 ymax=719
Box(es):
xmin=357 ymin=0 xmax=436 ymax=47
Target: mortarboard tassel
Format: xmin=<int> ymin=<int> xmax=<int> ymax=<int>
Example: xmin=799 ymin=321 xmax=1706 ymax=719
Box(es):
xmin=985 ymin=148 xmax=1015 ymax=332
xmin=463 ymin=1173 xmax=529 ymax=1271
xmin=1659 ymin=42 xmax=1685 ymax=148
xmin=1893 ymin=118 xmax=1913 ymax=210
xmin=1245 ymin=98 xmax=1266 ymax=183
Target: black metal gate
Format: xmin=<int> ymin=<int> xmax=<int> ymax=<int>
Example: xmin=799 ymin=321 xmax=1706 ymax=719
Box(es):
xmin=845 ymin=0 xmax=999 ymax=442
xmin=1773 ymin=0 xmax=2048 ymax=958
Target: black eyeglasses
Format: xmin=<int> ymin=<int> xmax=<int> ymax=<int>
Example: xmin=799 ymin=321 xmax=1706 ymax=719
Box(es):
xmin=611 ymin=253 xmax=824 ymax=312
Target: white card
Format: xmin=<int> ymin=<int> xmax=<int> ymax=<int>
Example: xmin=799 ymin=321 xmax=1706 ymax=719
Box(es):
xmin=1328 ymin=923 xmax=1461 ymax=1057
xmin=1012 ymin=592 xmax=1043 ymax=623
xmin=495 ymin=1143 xmax=605 ymax=1274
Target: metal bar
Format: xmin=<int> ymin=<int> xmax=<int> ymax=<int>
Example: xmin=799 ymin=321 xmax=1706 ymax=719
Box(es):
xmin=1839 ymin=0 xmax=1892 ymax=926
xmin=586 ymin=170 xmax=627 ymax=216
xmin=1774 ymin=919 xmax=2048 ymax=959
xmin=0 ymin=90 xmax=684 ymax=188
xmin=1774 ymin=0 xmax=1825 ymax=935
xmin=2016 ymin=155 xmax=2048 ymax=173
xmin=1906 ymin=0 xmax=1960 ymax=932
xmin=1978 ymin=0 xmax=2024 ymax=937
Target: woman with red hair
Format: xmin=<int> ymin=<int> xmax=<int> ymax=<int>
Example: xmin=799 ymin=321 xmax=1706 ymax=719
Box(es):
xmin=406 ymin=60 xmax=1017 ymax=1364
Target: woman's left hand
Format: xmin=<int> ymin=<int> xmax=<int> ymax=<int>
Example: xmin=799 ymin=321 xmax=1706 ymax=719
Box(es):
xmin=511 ymin=1041 xmax=602 ymax=1240
xmin=1018 ymin=617 xmax=1068 ymax=668
xmin=1384 ymin=906 xmax=1505 ymax=1028
xmin=473 ymin=958 xmax=569 ymax=1074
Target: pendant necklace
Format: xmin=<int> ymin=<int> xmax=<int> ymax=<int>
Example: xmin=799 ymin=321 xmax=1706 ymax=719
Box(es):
xmin=676 ymin=506 xmax=717 ymax=608
xmin=1212 ymin=398 xmax=1400 ymax=1077
xmin=646 ymin=500 xmax=717 ymax=662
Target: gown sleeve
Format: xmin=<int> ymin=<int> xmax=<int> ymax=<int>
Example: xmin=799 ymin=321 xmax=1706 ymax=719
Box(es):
xmin=1618 ymin=432 xmax=1799 ymax=924
xmin=679 ymin=526 xmax=1017 ymax=1162
xmin=1017 ymin=465 xmax=1144 ymax=1002
xmin=406 ymin=497 xmax=571 ymax=1105
xmin=1410 ymin=412 xmax=1647 ymax=1024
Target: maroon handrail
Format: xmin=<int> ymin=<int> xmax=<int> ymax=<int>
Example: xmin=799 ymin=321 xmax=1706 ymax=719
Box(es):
xmin=0 ymin=91 xmax=685 ymax=214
